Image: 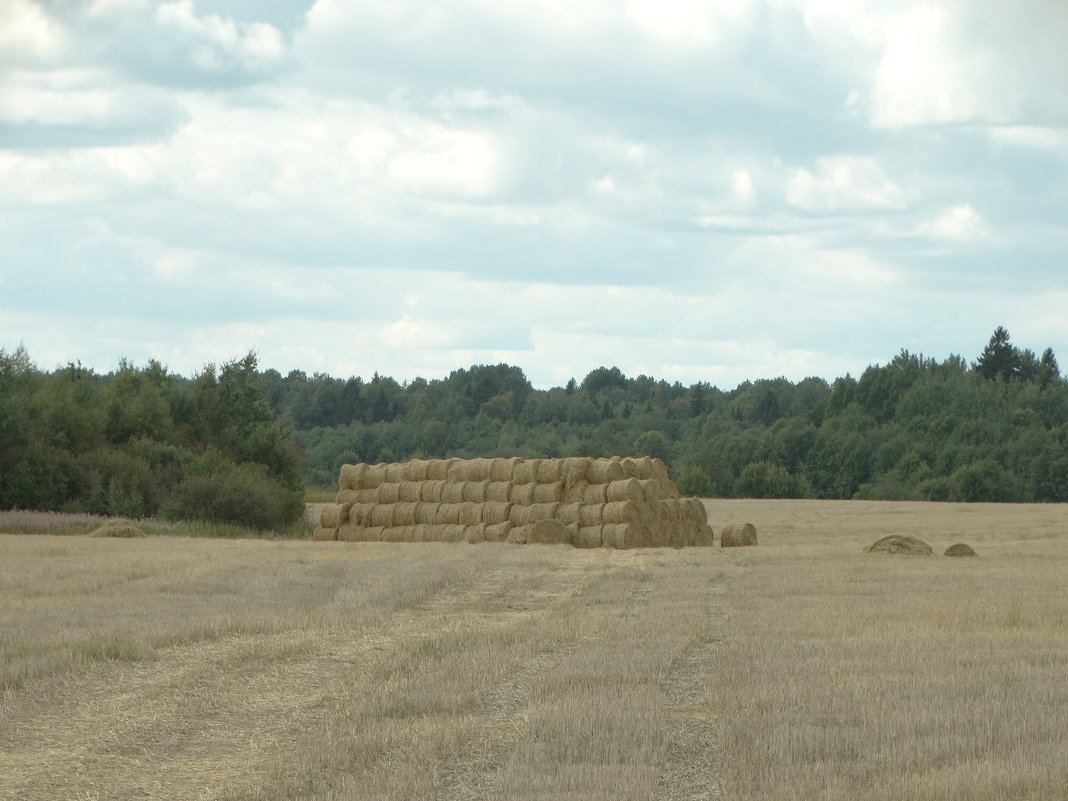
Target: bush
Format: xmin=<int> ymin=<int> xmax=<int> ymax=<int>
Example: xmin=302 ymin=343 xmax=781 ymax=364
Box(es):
xmin=161 ymin=462 xmax=304 ymax=530
xmin=676 ymin=465 xmax=715 ymax=497
xmin=734 ymin=461 xmax=811 ymax=499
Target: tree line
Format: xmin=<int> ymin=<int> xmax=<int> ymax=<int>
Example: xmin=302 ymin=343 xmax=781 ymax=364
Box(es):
xmin=2 ymin=328 xmax=1066 ymax=530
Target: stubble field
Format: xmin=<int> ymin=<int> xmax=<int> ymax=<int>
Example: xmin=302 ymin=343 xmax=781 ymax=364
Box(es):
xmin=1 ymin=500 xmax=1065 ymax=800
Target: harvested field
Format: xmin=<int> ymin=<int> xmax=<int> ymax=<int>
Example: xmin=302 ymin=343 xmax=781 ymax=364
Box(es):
xmin=2 ymin=499 xmax=1066 ymax=800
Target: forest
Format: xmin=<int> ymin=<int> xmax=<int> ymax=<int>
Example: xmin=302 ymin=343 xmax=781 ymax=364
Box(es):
xmin=2 ymin=328 xmax=1066 ymax=530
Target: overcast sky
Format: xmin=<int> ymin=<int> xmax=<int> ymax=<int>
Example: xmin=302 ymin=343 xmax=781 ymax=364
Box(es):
xmin=2 ymin=0 xmax=1066 ymax=389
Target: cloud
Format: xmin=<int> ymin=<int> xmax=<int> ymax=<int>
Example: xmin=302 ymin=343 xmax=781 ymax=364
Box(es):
xmin=786 ymin=155 xmax=909 ymax=212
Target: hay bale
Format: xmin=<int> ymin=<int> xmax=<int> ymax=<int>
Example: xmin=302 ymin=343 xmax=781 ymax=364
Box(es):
xmin=865 ymin=534 xmax=931 ymax=555
xmin=392 ymin=502 xmax=418 ymax=526
xmin=510 ymin=503 xmax=559 ymax=525
xmin=338 ymin=463 xmax=365 ymax=490
xmin=485 ymin=521 xmax=512 ymax=542
xmin=557 ymin=503 xmax=582 ymax=527
xmin=606 ymin=478 xmax=643 ymax=502
xmin=446 ymin=460 xmax=466 ymax=482
xmin=364 ymin=463 xmax=389 ymax=488
xmin=426 ymin=459 xmax=451 ymax=480
xmin=384 ymin=463 xmax=406 ymax=483
xmin=532 ymin=482 xmax=563 ymax=503
xmin=636 ymin=479 xmax=658 ymax=502
xmin=513 ymin=459 xmax=541 ymax=484
xmin=409 ymin=523 xmax=431 ymax=542
xmin=577 ymin=525 xmax=604 ymax=549
xmin=486 ymin=481 xmax=513 ymax=502
xmin=630 ymin=455 xmax=655 ymax=480
xmin=395 ymin=481 xmax=420 ymax=502
xmin=437 ymin=503 xmax=462 ymax=524
xmin=536 ymin=460 xmax=563 ymax=483
xmin=579 ymin=504 xmax=606 ymax=526
xmin=682 ymin=497 xmax=708 ymax=525
xmin=721 ymin=523 xmax=758 ymax=548
xmin=420 ymin=480 xmax=446 ymax=502
xmin=377 ymin=482 xmax=401 ymax=504
xmin=370 ymin=504 xmax=395 ymax=528
xmin=587 ymin=459 xmax=624 ymax=484
xmin=90 ymin=520 xmax=147 ymax=538
xmin=440 ymin=524 xmax=467 ymax=543
xmin=336 ymin=524 xmax=363 ymax=542
xmin=407 ymin=459 xmax=430 ymax=482
xmin=602 ymin=522 xmax=644 ymax=549
xmin=319 ymin=503 xmax=351 ymax=529
xmin=414 ymin=502 xmax=441 ymax=524
xmin=336 ymin=488 xmax=376 ymax=504
xmin=481 ymin=501 xmax=512 ymax=525
xmin=619 ymin=458 xmax=640 ymax=480
xmin=349 ymin=503 xmax=378 ymax=526
xmin=490 ymin=457 xmax=520 ymax=482
xmin=463 ymin=480 xmax=490 ymax=503
xmin=441 ymin=482 xmax=466 ymax=503
xmin=464 ymin=524 xmax=487 ymax=544
xmin=510 ymin=482 xmax=536 ymax=505
xmin=506 ymin=524 xmax=530 ymax=545
xmin=458 ymin=502 xmax=482 ymax=525
xmin=562 ymin=457 xmax=592 ymax=487
xmin=528 ymin=519 xmax=570 ymax=545
xmin=582 ymin=483 xmax=609 ymax=504
xmin=602 ymin=500 xmax=642 ymax=525
xmin=693 ymin=524 xmax=715 ymax=547
xmin=944 ymin=543 xmax=978 ymax=557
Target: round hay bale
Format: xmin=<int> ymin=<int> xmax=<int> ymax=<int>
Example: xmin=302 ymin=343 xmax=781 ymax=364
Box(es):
xmin=490 ymin=457 xmax=520 ymax=482
xmin=319 ymin=503 xmax=351 ymax=529
xmin=602 ymin=522 xmax=644 ymax=549
xmin=425 ymin=459 xmax=451 ymax=480
xmin=437 ymin=503 xmax=462 ymax=524
xmin=557 ymin=503 xmax=582 ymax=527
xmin=89 ymin=520 xmax=147 ymax=538
xmin=465 ymin=458 xmax=495 ymax=482
xmin=587 ymin=459 xmax=624 ymax=484
xmin=458 ymin=502 xmax=482 ymax=526
xmin=510 ymin=482 xmax=536 ymax=505
xmin=635 ymin=479 xmax=658 ymax=502
xmin=440 ymin=482 xmax=466 ymax=503
xmin=348 ymin=503 xmax=376 ymax=526
xmin=721 ymin=523 xmax=758 ymax=548
xmin=682 ymin=498 xmax=708 ymax=525
xmin=630 ymin=455 xmax=655 ymax=480
xmin=397 ymin=481 xmax=422 ymax=502
xmin=377 ymin=482 xmax=401 ymax=504
xmin=693 ymin=524 xmax=715 ymax=547
xmin=384 ymin=463 xmax=406 ymax=483
xmin=528 ymin=519 xmax=570 ymax=545
xmin=409 ymin=523 xmax=432 ymax=542
xmin=481 ymin=501 xmax=512 ymax=525
xmin=606 ymin=478 xmax=643 ymax=502
xmin=486 ymin=481 xmax=513 ymax=502
xmin=536 ymin=460 xmax=563 ymax=483
xmin=463 ymin=480 xmax=490 ymax=503
xmin=414 ymin=502 xmax=441 ymax=524
xmin=337 ymin=488 xmax=376 ymax=504
xmin=619 ymin=458 xmax=640 ymax=480
xmin=336 ymin=524 xmax=362 ymax=542
xmin=484 ymin=521 xmax=512 ymax=542
xmin=510 ymin=503 xmax=559 ymax=525
xmin=420 ymin=480 xmax=445 ymax=502
xmin=944 ymin=543 xmax=978 ymax=557
xmin=364 ymin=463 xmax=389 ymax=488
xmin=513 ymin=459 xmax=541 ymax=485
xmin=579 ymin=504 xmax=606 ymax=527
xmin=464 ymin=524 xmax=487 ymax=544
xmin=506 ymin=524 xmax=530 ymax=545
xmin=561 ymin=457 xmax=591 ymax=487
xmin=338 ymin=463 xmax=365 ymax=491
xmin=406 ymin=459 xmax=430 ymax=482
xmin=532 ymin=482 xmax=563 ymax=503
xmin=577 ymin=525 xmax=604 ymax=549
xmin=864 ymin=534 xmax=931 ymax=555
xmin=392 ymin=502 xmax=418 ymax=526
xmin=446 ymin=460 xmax=466 ymax=483
xmin=441 ymin=524 xmax=467 ymax=543
xmin=582 ymin=483 xmax=609 ymax=504
xmin=370 ymin=504 xmax=395 ymax=528
xmin=602 ymin=500 xmax=642 ymax=525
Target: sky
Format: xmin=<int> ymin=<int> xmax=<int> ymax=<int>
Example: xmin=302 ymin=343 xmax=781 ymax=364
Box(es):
xmin=2 ymin=0 xmax=1066 ymax=390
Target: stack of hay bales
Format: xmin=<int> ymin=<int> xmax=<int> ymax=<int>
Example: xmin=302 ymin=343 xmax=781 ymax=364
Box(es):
xmin=314 ymin=456 xmax=713 ymax=549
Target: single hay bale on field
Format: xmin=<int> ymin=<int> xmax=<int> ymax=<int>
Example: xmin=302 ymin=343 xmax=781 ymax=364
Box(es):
xmin=485 ymin=521 xmax=512 ymax=542
xmin=486 ymin=481 xmax=513 ymax=502
xmin=463 ymin=480 xmax=490 ymax=503
xmin=513 ymin=459 xmax=541 ymax=485
xmin=490 ymin=457 xmax=521 ymax=482
xmin=721 ymin=522 xmax=758 ymax=548
xmin=90 ymin=520 xmax=147 ymax=538
xmin=528 ymin=518 xmax=570 ymax=545
xmin=532 ymin=482 xmax=563 ymax=503
xmin=607 ymin=478 xmax=644 ymax=502
xmin=510 ymin=502 xmax=559 ymax=525
xmin=510 ymin=482 xmax=536 ymax=505
xmin=865 ymin=534 xmax=932 ymax=555
xmin=376 ymin=482 xmax=401 ymax=504
xmin=440 ymin=482 xmax=467 ymax=503
xmin=481 ymin=501 xmax=512 ymax=525
xmin=397 ymin=481 xmax=422 ymax=502
xmin=582 ymin=483 xmax=609 ymax=504
xmin=577 ymin=524 xmax=604 ymax=549
xmin=587 ymin=459 xmax=624 ymax=484
xmin=945 ymin=543 xmax=978 ymax=557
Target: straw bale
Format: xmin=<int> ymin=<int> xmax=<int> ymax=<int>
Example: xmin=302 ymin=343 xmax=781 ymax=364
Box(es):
xmin=348 ymin=503 xmax=376 ymax=526
xmin=536 ymin=460 xmax=563 ymax=483
xmin=577 ymin=525 xmax=604 ymax=549
xmin=425 ymin=459 xmax=451 ymax=480
xmin=377 ymin=482 xmax=401 ymax=504
xmin=606 ymin=478 xmax=644 ymax=502
xmin=484 ymin=521 xmax=512 ymax=542
xmin=437 ymin=503 xmax=462 ymax=524
xmin=635 ymin=480 xmax=657 ymax=502
xmin=336 ymin=524 xmax=362 ymax=542
xmin=319 ymin=503 xmax=351 ymax=529
xmin=864 ymin=534 xmax=930 ymax=555
xmin=481 ymin=501 xmax=512 ymax=525
xmin=384 ymin=463 xmax=406 ymax=483
xmin=528 ymin=519 xmax=570 ymax=545
xmin=338 ymin=463 xmax=365 ymax=491
xmin=656 ymin=500 xmax=684 ymax=526
xmin=490 ymin=457 xmax=521 ymax=482
xmin=693 ymin=524 xmax=715 ymax=547
xmin=557 ymin=503 xmax=582 ymax=526
xmin=602 ymin=523 xmax=645 ymax=550
xmin=510 ymin=482 xmax=536 ymax=505
xmin=463 ymin=480 xmax=490 ymax=503
xmin=721 ymin=523 xmax=759 ymax=548
xmin=680 ymin=498 xmax=708 ymax=525
xmin=398 ymin=481 xmax=422 ymax=502
xmin=471 ymin=458 xmax=497 ymax=481
xmin=532 ymin=482 xmax=563 ymax=503
xmin=944 ymin=543 xmax=977 ymax=557
xmin=370 ymin=504 xmax=395 ymax=528
xmin=619 ymin=458 xmax=640 ymax=480
xmin=561 ymin=457 xmax=592 ymax=488
xmin=510 ymin=503 xmax=559 ymax=525
xmin=579 ymin=504 xmax=606 ymax=527
xmin=392 ymin=502 xmax=418 ymax=526
xmin=414 ymin=502 xmax=442 ymax=524
xmin=364 ymin=463 xmax=389 ymax=488
xmin=440 ymin=524 xmax=467 ymax=543
xmin=89 ymin=520 xmax=147 ymax=538
xmin=420 ymin=480 xmax=446 ymax=502
xmin=458 ymin=502 xmax=482 ymax=525
xmin=407 ymin=459 xmax=430 ymax=482
xmin=506 ymin=524 xmax=530 ymax=544
xmin=630 ymin=456 xmax=655 ymax=480
xmin=409 ymin=523 xmax=431 ymax=542
xmin=587 ymin=459 xmax=624 ymax=484
xmin=602 ymin=500 xmax=642 ymax=525
xmin=464 ymin=524 xmax=487 ymax=544
xmin=446 ymin=459 xmax=467 ymax=482
xmin=441 ymin=482 xmax=467 ymax=503
xmin=337 ymin=488 xmax=376 ymax=504
xmin=513 ymin=459 xmax=541 ymax=485
xmin=582 ymin=483 xmax=609 ymax=504
xmin=379 ymin=526 xmax=404 ymax=543
xmin=486 ymin=481 xmax=513 ymax=502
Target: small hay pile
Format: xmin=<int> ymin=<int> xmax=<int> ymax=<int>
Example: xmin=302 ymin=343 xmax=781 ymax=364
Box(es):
xmin=720 ymin=522 xmax=757 ymax=548
xmin=944 ymin=543 xmax=977 ymax=557
xmin=865 ymin=535 xmax=933 ymax=555
xmin=89 ymin=520 xmax=147 ymax=538
xmin=318 ymin=456 xmax=712 ymax=549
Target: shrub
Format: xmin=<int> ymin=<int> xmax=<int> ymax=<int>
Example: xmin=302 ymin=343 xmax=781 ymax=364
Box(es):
xmin=161 ymin=462 xmax=304 ymax=530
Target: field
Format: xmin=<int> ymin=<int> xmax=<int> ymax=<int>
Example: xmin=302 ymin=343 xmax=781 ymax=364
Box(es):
xmin=1 ymin=500 xmax=1066 ymax=800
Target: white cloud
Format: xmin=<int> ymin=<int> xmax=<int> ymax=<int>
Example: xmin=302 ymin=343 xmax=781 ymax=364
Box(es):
xmin=0 ymin=0 xmax=69 ymax=67
xmin=920 ymin=204 xmax=986 ymax=241
xmin=786 ymin=155 xmax=908 ymax=211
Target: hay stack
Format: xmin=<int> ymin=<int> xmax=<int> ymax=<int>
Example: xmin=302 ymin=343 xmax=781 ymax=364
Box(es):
xmin=865 ymin=535 xmax=932 ymax=555
xmin=721 ymin=522 xmax=758 ymax=548
xmin=90 ymin=520 xmax=147 ymax=538
xmin=944 ymin=543 xmax=977 ymax=557
xmin=528 ymin=519 xmax=570 ymax=545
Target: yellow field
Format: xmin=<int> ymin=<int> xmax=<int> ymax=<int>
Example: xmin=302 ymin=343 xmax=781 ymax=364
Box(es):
xmin=1 ymin=500 xmax=1065 ymax=800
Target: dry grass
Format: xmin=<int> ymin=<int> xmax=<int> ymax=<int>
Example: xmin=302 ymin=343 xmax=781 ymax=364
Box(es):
xmin=1 ymin=500 xmax=1066 ymax=800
